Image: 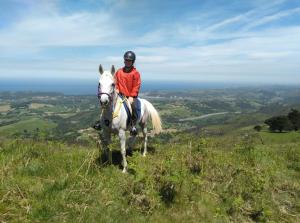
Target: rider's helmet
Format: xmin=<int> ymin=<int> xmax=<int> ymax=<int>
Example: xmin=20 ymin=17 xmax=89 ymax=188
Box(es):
xmin=123 ymin=51 xmax=136 ymax=63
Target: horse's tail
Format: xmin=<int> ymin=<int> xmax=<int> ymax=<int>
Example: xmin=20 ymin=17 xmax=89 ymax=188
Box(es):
xmin=143 ymin=100 xmax=162 ymax=134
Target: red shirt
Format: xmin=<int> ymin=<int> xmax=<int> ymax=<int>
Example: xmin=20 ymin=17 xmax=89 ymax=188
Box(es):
xmin=115 ymin=67 xmax=141 ymax=97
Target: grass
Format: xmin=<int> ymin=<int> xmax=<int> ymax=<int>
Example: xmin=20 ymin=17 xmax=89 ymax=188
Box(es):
xmin=0 ymin=118 xmax=57 ymax=137
xmin=0 ymin=130 xmax=299 ymax=222
xmin=260 ymin=130 xmax=300 ymax=144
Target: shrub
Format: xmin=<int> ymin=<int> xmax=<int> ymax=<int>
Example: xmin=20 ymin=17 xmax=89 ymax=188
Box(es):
xmin=254 ymin=125 xmax=262 ymax=132
xmin=159 ymin=181 xmax=176 ymax=205
xmin=287 ymin=109 xmax=300 ymax=131
xmin=264 ymin=116 xmax=293 ymax=132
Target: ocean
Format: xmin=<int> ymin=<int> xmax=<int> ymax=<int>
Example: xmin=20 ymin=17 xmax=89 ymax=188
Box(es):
xmin=0 ymin=78 xmax=262 ymax=95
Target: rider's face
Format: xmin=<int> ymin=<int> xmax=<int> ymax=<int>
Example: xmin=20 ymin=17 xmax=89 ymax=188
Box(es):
xmin=124 ymin=59 xmax=133 ymax=68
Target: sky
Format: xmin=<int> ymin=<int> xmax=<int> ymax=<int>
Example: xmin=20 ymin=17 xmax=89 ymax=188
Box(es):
xmin=0 ymin=0 xmax=300 ymax=84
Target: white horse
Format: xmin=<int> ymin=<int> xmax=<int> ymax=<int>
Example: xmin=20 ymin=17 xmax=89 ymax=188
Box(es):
xmin=97 ymin=65 xmax=162 ymax=173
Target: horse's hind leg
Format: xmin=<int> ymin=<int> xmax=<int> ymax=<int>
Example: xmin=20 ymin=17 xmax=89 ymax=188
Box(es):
xmin=118 ymin=129 xmax=127 ymax=173
xmin=142 ymin=125 xmax=148 ymax=157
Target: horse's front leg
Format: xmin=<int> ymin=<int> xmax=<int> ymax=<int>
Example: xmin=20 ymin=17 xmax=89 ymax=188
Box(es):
xmin=127 ymin=135 xmax=136 ymax=155
xmin=99 ymin=127 xmax=112 ymax=164
xmin=118 ymin=129 xmax=127 ymax=173
xmin=103 ymin=144 xmax=112 ymax=164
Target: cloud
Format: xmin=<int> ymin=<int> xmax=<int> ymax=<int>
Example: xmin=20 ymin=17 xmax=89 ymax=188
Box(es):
xmin=205 ymin=14 xmax=249 ymax=32
xmin=0 ymin=2 xmax=121 ymax=52
xmin=2 ymin=25 xmax=300 ymax=83
xmin=132 ymin=25 xmax=300 ymax=83
xmin=0 ymin=0 xmax=300 ymax=84
xmin=1 ymin=14 xmax=119 ymax=47
xmin=244 ymin=7 xmax=300 ymax=30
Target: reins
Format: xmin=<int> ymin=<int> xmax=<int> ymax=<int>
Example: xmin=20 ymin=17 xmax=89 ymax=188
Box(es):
xmin=113 ymin=95 xmax=126 ymax=118
xmin=99 ymin=91 xmax=125 ymax=120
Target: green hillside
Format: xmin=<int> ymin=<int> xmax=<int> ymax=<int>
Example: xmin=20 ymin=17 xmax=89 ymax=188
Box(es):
xmin=1 ymin=88 xmax=300 ymax=222
xmin=1 ymin=130 xmax=299 ymax=222
xmin=0 ymin=118 xmax=57 ymax=137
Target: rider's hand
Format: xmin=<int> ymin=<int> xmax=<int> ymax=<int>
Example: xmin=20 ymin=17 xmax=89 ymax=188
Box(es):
xmin=116 ymin=89 xmax=119 ymax=94
xmin=128 ymin=97 xmax=134 ymax=104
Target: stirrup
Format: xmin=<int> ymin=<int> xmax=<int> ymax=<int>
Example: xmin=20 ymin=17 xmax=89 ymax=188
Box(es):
xmin=130 ymin=126 xmax=138 ymax=136
xmin=93 ymin=120 xmax=102 ymax=130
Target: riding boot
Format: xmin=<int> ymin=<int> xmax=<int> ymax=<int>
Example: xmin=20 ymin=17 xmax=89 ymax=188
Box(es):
xmin=130 ymin=98 xmax=138 ymax=136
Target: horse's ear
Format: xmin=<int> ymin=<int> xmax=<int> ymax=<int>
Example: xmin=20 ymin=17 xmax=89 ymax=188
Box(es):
xmin=99 ymin=64 xmax=104 ymax=75
xmin=111 ymin=65 xmax=115 ymax=75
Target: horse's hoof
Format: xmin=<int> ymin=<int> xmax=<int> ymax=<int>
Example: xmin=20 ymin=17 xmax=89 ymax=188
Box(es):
xmin=122 ymin=169 xmax=127 ymax=173
xmin=142 ymin=153 xmax=146 ymax=157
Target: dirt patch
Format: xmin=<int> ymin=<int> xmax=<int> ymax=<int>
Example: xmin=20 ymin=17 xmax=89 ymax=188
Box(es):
xmin=56 ymin=113 xmax=76 ymax=118
xmin=0 ymin=105 xmax=11 ymax=112
xmin=29 ymin=103 xmax=53 ymax=109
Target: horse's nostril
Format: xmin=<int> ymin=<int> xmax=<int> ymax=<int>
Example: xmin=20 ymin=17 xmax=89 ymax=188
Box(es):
xmin=101 ymin=100 xmax=108 ymax=106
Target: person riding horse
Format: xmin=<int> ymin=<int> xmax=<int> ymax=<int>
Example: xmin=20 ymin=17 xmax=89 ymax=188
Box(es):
xmin=114 ymin=51 xmax=141 ymax=135
xmin=95 ymin=64 xmax=161 ymax=172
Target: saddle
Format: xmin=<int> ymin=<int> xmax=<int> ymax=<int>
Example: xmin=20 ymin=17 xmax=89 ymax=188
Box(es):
xmin=116 ymin=95 xmax=141 ymax=127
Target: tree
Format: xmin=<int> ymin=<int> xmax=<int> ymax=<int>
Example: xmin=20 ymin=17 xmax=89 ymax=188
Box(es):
xmin=287 ymin=109 xmax=300 ymax=131
xmin=264 ymin=116 xmax=292 ymax=132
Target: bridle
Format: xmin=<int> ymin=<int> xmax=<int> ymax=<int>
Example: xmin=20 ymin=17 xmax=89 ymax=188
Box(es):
xmin=98 ymin=82 xmax=120 ymax=121
xmin=97 ymin=83 xmax=114 ymax=102
xmin=98 ymin=83 xmax=120 ymax=113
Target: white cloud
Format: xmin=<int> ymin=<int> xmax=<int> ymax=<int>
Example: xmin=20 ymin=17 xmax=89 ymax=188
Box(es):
xmin=132 ymin=25 xmax=300 ymax=83
xmin=244 ymin=7 xmax=300 ymax=30
xmin=0 ymin=0 xmax=300 ymax=84
xmin=0 ymin=4 xmax=121 ymax=50
xmin=13 ymin=14 xmax=115 ymax=46
xmin=205 ymin=13 xmax=250 ymax=32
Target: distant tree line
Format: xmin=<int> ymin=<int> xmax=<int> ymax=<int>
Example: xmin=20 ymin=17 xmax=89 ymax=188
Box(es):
xmin=262 ymin=109 xmax=300 ymax=133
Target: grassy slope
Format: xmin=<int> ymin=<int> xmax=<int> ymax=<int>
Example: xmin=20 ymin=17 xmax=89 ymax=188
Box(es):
xmin=0 ymin=131 xmax=299 ymax=222
xmin=0 ymin=118 xmax=57 ymax=137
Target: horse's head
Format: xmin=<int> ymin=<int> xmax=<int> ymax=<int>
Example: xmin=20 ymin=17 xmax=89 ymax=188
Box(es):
xmin=98 ymin=64 xmax=116 ymax=106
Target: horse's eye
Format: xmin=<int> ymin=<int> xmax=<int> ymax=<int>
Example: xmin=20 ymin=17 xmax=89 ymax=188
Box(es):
xmin=112 ymin=83 xmax=115 ymax=87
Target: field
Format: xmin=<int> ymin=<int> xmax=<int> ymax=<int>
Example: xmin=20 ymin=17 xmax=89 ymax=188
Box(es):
xmin=0 ymin=118 xmax=57 ymax=137
xmin=0 ymin=87 xmax=300 ymax=222
xmin=0 ymin=131 xmax=299 ymax=222
xmin=2 ymin=86 xmax=300 ymax=141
